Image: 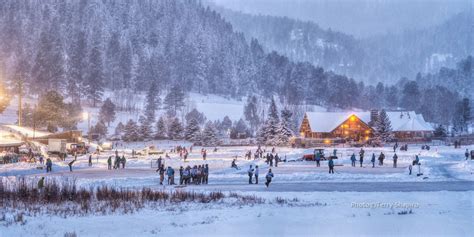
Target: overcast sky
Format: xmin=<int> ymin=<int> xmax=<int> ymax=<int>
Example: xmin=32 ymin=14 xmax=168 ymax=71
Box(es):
xmin=211 ymin=0 xmax=471 ymax=38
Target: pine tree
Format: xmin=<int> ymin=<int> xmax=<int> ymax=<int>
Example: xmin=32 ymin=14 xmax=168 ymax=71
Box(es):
xmin=185 ymin=108 xmax=206 ymax=125
xmin=99 ymin=98 xmax=116 ymax=126
xmin=85 ymin=38 xmax=105 ymax=107
xmin=276 ymin=108 xmax=294 ymax=145
xmin=167 ymin=117 xmax=184 ymax=140
xmin=244 ymin=95 xmax=260 ymax=133
xmin=93 ymin=120 xmax=108 ymax=139
xmin=67 ymin=31 xmax=87 ymax=103
xmin=115 ymin=122 xmax=125 ymax=136
xmin=257 ymin=97 xmax=280 ymax=145
xmin=164 ymin=85 xmax=185 ymax=116
xmin=219 ymin=116 xmax=233 ymax=135
xmin=155 ymin=117 xmax=167 ymax=139
xmin=144 ymin=81 xmax=160 ymax=123
xmin=184 ymin=118 xmax=201 ymax=143
xmin=230 ymin=119 xmax=250 ymax=139
xmin=434 ymin=124 xmax=447 ymax=137
xmin=139 ymin=115 xmax=153 ymax=141
xmin=374 ymin=109 xmax=393 ymax=143
xmin=201 ymin=121 xmax=219 ymax=146
xmin=123 ymin=119 xmax=139 ymax=142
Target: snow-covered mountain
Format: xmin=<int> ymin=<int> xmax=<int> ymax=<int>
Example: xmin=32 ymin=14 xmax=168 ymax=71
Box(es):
xmin=212 ymin=6 xmax=472 ymax=86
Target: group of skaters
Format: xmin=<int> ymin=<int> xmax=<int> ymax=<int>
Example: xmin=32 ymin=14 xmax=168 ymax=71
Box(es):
xmin=107 ymin=151 xmax=127 ymax=170
xmin=348 ymin=148 xmax=399 ymax=168
xmin=156 ymin=163 xmax=209 ymax=185
xmin=247 ymin=165 xmax=274 ymax=187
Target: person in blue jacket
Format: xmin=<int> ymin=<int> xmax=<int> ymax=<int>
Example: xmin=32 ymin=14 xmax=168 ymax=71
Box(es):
xmin=315 ymin=151 xmax=321 ymax=167
xmin=350 ymin=153 xmax=356 ymax=167
xmin=328 ymin=158 xmax=335 ymax=174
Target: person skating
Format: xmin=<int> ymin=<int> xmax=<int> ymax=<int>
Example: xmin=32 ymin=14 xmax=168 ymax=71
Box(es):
xmin=393 ymin=153 xmax=398 ymax=168
xmin=254 ymin=165 xmax=259 ymax=184
xmin=465 ymin=149 xmax=469 ymax=160
xmin=328 ymin=158 xmax=335 ymax=174
xmin=274 ymin=154 xmax=279 ymax=167
xmin=378 ymin=152 xmax=385 ymax=166
xmin=166 ymin=166 xmax=175 ymax=185
xmin=315 ymin=151 xmax=321 ymax=167
xmin=46 ymin=158 xmax=52 ymax=172
xmin=371 ymin=153 xmax=376 ymax=168
xmin=157 ymin=157 xmax=163 ymax=170
xmin=265 ymin=169 xmax=274 ymax=187
xmin=88 ymin=155 xmax=92 ymax=167
xmin=157 ymin=164 xmax=165 ymax=185
xmin=350 ymin=153 xmax=356 ymax=167
xmin=179 ymin=166 xmax=184 ymax=185
xmin=107 ymin=156 xmax=112 ymax=170
xmin=248 ymin=165 xmax=254 ymax=184
xmin=68 ymin=156 xmax=76 ymax=172
xmin=231 ymin=159 xmax=240 ymax=170
xmin=413 ymin=155 xmax=420 ymax=165
xmin=183 ymin=166 xmax=191 ymax=185
xmin=359 ymin=148 xmax=364 ymax=167
xmin=203 ymin=164 xmax=209 ymax=184
xmin=121 ymin=155 xmax=126 ymax=169
xmin=269 ymin=154 xmax=273 ymax=167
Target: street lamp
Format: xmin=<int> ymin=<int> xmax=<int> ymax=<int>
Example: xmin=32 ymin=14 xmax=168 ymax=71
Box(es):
xmin=82 ymin=112 xmax=91 ymax=144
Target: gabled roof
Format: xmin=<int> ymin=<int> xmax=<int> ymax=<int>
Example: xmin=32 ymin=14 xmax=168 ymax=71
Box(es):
xmin=305 ymin=112 xmax=371 ymax=133
xmin=304 ymin=111 xmax=434 ymax=133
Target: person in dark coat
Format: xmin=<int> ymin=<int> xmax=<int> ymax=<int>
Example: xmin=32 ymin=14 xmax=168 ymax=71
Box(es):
xmin=378 ymin=152 xmax=385 ymax=166
xmin=157 ymin=157 xmax=163 ymax=169
xmin=269 ymin=153 xmax=274 ymax=167
xmin=371 ymin=153 xmax=376 ymax=168
xmin=179 ymin=166 xmax=184 ymax=185
xmin=248 ymin=165 xmax=254 ymax=184
xmin=274 ymin=154 xmax=279 ymax=167
xmin=203 ymin=164 xmax=209 ymax=184
xmin=350 ymin=153 xmax=356 ymax=167
xmin=37 ymin=177 xmax=45 ymax=189
xmin=265 ymin=169 xmax=274 ymax=187
xmin=88 ymin=155 xmax=92 ymax=167
xmin=254 ymin=165 xmax=259 ymax=184
xmin=393 ymin=153 xmax=398 ymax=168
xmin=231 ymin=159 xmax=240 ymax=170
xmin=157 ymin=165 xmax=165 ymax=185
xmin=46 ymin=158 xmax=52 ymax=172
xmin=328 ymin=158 xmax=335 ymax=174
xmin=107 ymin=156 xmax=112 ymax=170
xmin=68 ymin=159 xmax=75 ymax=172
xmin=465 ymin=149 xmax=469 ymax=160
xmin=121 ymin=155 xmax=126 ymax=169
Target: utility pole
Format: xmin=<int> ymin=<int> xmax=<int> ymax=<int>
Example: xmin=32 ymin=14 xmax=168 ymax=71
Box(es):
xmin=18 ymin=78 xmax=22 ymax=127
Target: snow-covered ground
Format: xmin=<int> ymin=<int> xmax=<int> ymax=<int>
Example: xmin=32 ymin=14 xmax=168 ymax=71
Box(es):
xmin=1 ymin=191 xmax=472 ymax=236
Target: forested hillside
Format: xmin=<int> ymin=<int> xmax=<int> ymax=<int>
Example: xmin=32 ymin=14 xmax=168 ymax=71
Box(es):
xmin=215 ymin=7 xmax=472 ymax=87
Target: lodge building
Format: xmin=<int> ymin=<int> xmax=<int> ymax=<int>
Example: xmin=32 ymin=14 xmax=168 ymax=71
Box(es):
xmin=299 ymin=111 xmax=434 ymax=143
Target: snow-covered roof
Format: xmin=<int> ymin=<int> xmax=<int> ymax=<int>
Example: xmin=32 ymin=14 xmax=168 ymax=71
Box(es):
xmin=305 ymin=112 xmax=371 ymax=133
xmin=304 ymin=111 xmax=434 ymax=133
xmin=385 ymin=112 xmax=433 ymax=132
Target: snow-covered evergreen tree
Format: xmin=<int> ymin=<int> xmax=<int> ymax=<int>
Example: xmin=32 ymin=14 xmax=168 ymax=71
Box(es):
xmin=123 ymin=119 xmax=139 ymax=142
xmin=155 ymin=117 xmax=167 ymax=140
xmin=276 ymin=108 xmax=294 ymax=145
xmin=164 ymin=85 xmax=185 ymax=116
xmin=184 ymin=118 xmax=201 ymax=143
xmin=99 ymin=98 xmax=116 ymax=126
xmin=219 ymin=116 xmax=233 ymax=135
xmin=257 ymin=97 xmax=280 ymax=145
xmin=201 ymin=122 xmax=219 ymax=146
xmin=167 ymin=117 xmax=184 ymax=140
xmin=93 ymin=120 xmax=108 ymax=139
xmin=374 ymin=109 xmax=393 ymax=143
xmin=185 ymin=108 xmax=206 ymax=125
xmin=85 ymin=36 xmax=105 ymax=107
xmin=144 ymin=81 xmax=160 ymax=123
xmin=244 ymin=95 xmax=260 ymax=133
xmin=115 ymin=122 xmax=125 ymax=136
xmin=139 ymin=115 xmax=153 ymax=141
xmin=434 ymin=124 xmax=447 ymax=137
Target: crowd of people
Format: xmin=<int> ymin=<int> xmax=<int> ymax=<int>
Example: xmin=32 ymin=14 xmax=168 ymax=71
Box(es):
xmin=156 ymin=163 xmax=209 ymax=186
